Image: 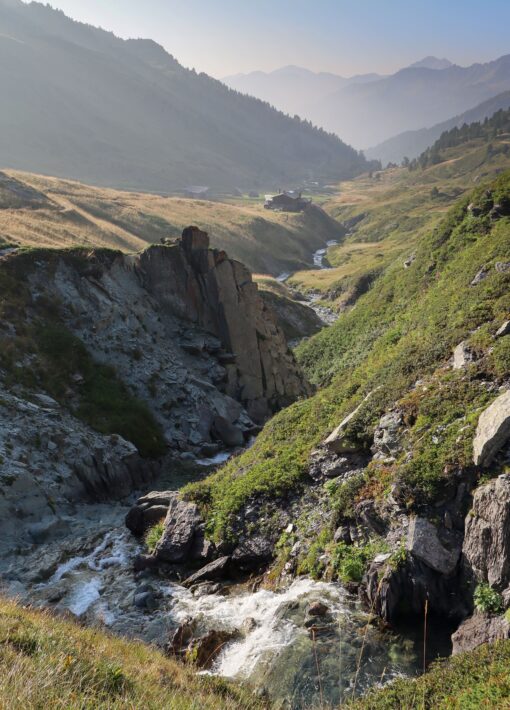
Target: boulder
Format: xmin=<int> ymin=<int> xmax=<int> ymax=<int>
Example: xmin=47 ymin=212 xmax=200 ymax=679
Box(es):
xmin=407 ymin=516 xmax=462 ymax=575
xmin=212 ymin=416 xmax=244 ymax=448
xmin=452 ymin=341 xmax=474 ymax=370
xmin=452 ymin=613 xmax=510 ymax=655
xmin=125 ymin=504 xmax=168 ymax=537
xmin=307 ymin=601 xmax=329 ymax=617
xmin=153 ymin=493 xmax=201 ymax=563
xmin=183 ymin=556 xmax=231 ymax=587
xmin=470 ymin=266 xmax=490 ymax=286
xmin=473 ymin=389 xmax=510 ymax=467
xmin=232 ymin=535 xmax=274 ymax=571
xmin=324 ymin=390 xmax=378 ymax=454
xmin=463 ymin=476 xmax=510 ymax=590
xmin=496 ymin=321 xmax=510 ymax=338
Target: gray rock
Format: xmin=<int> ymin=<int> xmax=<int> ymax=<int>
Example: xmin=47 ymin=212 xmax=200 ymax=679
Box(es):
xmin=452 ymin=613 xmax=510 ymax=655
xmin=212 ymin=416 xmax=244 ymax=447
xmin=406 ymin=516 xmax=461 ymax=575
xmin=324 ymin=389 xmax=379 ymax=454
xmin=470 ymin=266 xmax=490 ymax=286
xmin=125 ymin=504 xmax=168 ymax=536
xmin=372 ymin=410 xmax=403 ymax=455
xmin=463 ymin=476 xmax=510 ymax=589
xmin=496 ymin=321 xmax=510 ymax=338
xmin=473 ymin=389 xmax=510 ymax=467
xmin=232 ymin=535 xmax=274 ymax=571
xmin=495 ymin=262 xmax=510 ymax=273
xmin=154 ymin=493 xmax=201 ymax=563
xmin=134 ymin=591 xmax=159 ymax=611
xmin=452 ymin=341 xmax=474 ymax=370
xmin=183 ymin=556 xmax=231 ymax=586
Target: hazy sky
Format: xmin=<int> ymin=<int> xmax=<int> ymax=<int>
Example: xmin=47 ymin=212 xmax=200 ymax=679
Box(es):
xmin=42 ymin=0 xmax=510 ymax=78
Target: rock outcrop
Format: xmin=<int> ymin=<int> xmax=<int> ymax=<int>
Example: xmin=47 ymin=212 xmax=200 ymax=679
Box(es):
xmin=0 ymin=229 xmax=310 ymax=550
xmin=139 ymin=227 xmax=310 ymax=423
xmin=473 ymin=390 xmax=510 ymax=466
xmin=463 ymin=476 xmax=510 ymax=590
xmin=452 ymin=612 xmax=510 ymax=655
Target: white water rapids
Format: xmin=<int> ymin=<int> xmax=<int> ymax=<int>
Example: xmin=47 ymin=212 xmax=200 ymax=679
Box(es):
xmin=31 ymin=526 xmax=433 ymax=707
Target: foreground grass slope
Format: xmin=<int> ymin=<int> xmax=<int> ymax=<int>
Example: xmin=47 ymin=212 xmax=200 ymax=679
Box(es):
xmin=289 ymin=132 xmax=510 ymax=305
xmin=0 ymin=598 xmax=260 ymax=709
xmin=348 ymin=639 xmax=510 ymax=709
xmin=185 ymin=171 xmax=510 ymax=540
xmin=0 ymin=170 xmax=342 ymax=275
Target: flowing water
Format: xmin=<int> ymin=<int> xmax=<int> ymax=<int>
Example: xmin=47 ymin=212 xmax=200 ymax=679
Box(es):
xmin=21 ymin=522 xmax=451 ymax=708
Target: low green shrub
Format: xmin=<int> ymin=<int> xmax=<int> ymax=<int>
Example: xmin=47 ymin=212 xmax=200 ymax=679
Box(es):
xmin=144 ymin=521 xmax=165 ymax=553
xmin=474 ymin=583 xmax=504 ymax=614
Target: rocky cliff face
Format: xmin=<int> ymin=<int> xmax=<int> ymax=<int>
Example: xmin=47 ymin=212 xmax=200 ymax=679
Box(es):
xmin=0 ymin=229 xmax=310 ymax=556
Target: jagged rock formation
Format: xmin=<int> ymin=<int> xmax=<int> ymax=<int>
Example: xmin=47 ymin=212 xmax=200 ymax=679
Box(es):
xmin=139 ymin=227 xmax=310 ymax=422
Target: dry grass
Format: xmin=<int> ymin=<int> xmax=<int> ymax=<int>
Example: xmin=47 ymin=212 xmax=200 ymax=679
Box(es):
xmin=0 ymin=170 xmax=341 ymax=275
xmin=0 ymin=597 xmax=261 ymax=709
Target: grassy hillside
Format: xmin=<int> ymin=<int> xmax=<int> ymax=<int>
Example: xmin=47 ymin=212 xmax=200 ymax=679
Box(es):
xmin=0 ymin=597 xmax=260 ymax=709
xmin=184 ymin=171 xmax=510 ymax=540
xmin=0 ymin=170 xmax=343 ymax=275
xmin=348 ymin=639 xmax=510 ymax=709
xmin=0 ymin=1 xmax=370 ymax=192
xmin=288 ymin=133 xmax=510 ymax=305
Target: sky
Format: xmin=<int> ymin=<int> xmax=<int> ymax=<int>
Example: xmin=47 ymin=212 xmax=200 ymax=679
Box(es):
xmin=39 ymin=0 xmax=510 ymax=78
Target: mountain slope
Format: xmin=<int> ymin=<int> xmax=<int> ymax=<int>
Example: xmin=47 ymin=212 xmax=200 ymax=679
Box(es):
xmin=312 ymin=54 xmax=510 ymax=148
xmin=0 ymin=0 xmax=369 ymax=192
xmin=367 ymin=90 xmax=510 ymax=164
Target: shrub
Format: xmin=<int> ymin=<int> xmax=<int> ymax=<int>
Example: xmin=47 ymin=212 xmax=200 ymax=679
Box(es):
xmin=474 ymin=583 xmax=504 ymax=614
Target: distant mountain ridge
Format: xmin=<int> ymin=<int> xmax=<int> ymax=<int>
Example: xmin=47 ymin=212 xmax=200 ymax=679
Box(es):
xmin=223 ymin=65 xmax=382 ymax=119
xmin=366 ymin=90 xmax=510 ymax=164
xmin=0 ymin=0 xmax=370 ymax=192
xmin=408 ymin=56 xmax=453 ymax=70
xmin=224 ymin=54 xmax=510 ymax=150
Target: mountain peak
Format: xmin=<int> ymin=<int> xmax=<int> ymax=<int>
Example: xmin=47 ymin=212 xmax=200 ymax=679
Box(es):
xmin=408 ymin=56 xmax=453 ymax=70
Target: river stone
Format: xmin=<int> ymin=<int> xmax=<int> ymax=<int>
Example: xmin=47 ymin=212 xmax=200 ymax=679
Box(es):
xmin=153 ymin=493 xmax=201 ymax=563
xmin=232 ymin=535 xmax=274 ymax=570
xmin=463 ymin=476 xmax=510 ymax=589
xmin=473 ymin=389 xmax=510 ymax=467
xmin=451 ymin=613 xmax=510 ymax=655
xmin=406 ymin=516 xmax=461 ymax=575
xmin=183 ymin=556 xmax=231 ymax=587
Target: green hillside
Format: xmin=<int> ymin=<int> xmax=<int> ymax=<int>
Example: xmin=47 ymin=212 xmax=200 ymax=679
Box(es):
xmin=185 ymin=170 xmax=510 ymax=541
xmin=289 ymin=130 xmax=510 ymax=306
